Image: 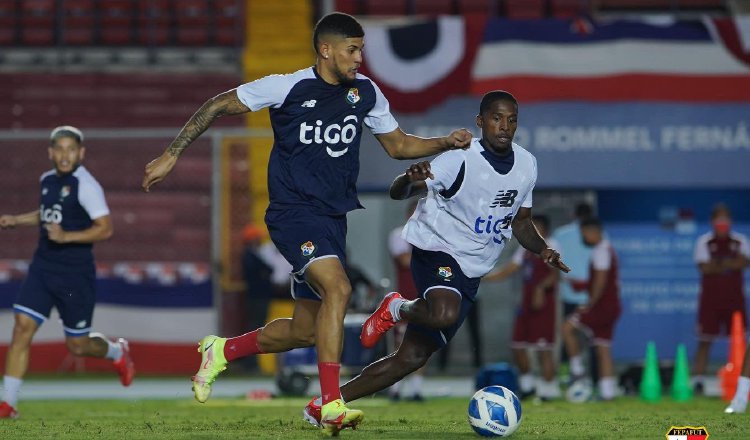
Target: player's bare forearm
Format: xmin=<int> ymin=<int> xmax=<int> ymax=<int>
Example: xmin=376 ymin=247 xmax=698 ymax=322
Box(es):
xmin=723 ymin=256 xmax=750 ymax=271
xmin=511 ymin=212 xmax=546 ymax=255
xmin=0 ymin=210 xmax=40 ymax=229
xmin=483 ymin=263 xmax=520 ymax=282
xmin=389 ymin=173 xmax=426 ymax=200
xmin=166 ymin=89 xmax=249 ymax=157
xmin=46 ymin=216 xmax=113 ymax=244
xmin=376 ymin=128 xmax=472 ymax=160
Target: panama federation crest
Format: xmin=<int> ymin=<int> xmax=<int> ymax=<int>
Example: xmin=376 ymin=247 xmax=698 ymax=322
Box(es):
xmin=60 ymin=186 xmax=70 ymax=199
xmin=346 ymin=88 xmax=360 ymax=105
xmin=665 ymin=426 xmax=708 ymax=440
xmin=301 ymin=241 xmax=316 ymax=257
xmin=437 ymin=266 xmax=453 ymax=280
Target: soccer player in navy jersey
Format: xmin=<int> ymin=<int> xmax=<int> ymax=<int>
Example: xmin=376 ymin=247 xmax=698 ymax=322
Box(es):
xmin=0 ymin=126 xmax=134 ymax=419
xmin=140 ymin=12 xmax=470 ymax=435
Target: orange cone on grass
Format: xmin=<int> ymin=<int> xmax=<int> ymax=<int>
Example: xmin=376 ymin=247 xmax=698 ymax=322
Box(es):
xmin=718 ymin=311 xmax=746 ymax=401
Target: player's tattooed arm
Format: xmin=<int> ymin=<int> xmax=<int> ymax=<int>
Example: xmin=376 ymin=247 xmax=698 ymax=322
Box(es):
xmin=167 ymin=89 xmax=250 ymax=157
xmin=143 ymin=89 xmax=249 ymax=192
xmin=512 ymin=207 xmax=570 ymax=273
xmin=389 ymin=161 xmax=432 ymax=200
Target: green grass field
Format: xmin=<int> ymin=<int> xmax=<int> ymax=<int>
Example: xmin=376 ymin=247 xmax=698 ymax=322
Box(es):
xmin=0 ymin=396 xmax=742 ymax=439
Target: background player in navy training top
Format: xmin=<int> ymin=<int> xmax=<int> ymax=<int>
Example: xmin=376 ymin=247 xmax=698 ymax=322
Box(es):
xmin=140 ymin=12 xmax=471 ymax=435
xmin=0 ymin=126 xmax=134 ymax=419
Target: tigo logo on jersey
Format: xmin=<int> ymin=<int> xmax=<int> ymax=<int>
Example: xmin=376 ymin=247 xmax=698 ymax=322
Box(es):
xmin=437 ymin=266 xmax=453 ymax=280
xmin=346 ymin=88 xmax=360 ymax=105
xmin=60 ymin=186 xmax=70 ymax=199
xmin=301 ymin=241 xmax=316 ymax=257
xmin=665 ymin=426 xmax=709 ymax=440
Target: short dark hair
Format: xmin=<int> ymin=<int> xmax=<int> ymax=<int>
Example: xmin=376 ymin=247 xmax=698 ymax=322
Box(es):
xmin=575 ymin=203 xmax=593 ymax=220
xmin=711 ymin=203 xmax=731 ymax=219
xmin=532 ymin=214 xmax=549 ymax=231
xmin=479 ymin=90 xmax=518 ymax=115
xmin=313 ymin=12 xmax=364 ymax=55
xmin=50 ymin=125 xmax=84 ymax=144
xmin=580 ymin=216 xmax=602 ymax=229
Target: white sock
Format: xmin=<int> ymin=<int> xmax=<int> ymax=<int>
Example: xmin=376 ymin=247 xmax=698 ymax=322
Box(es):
xmin=599 ymin=376 xmax=617 ymax=400
xmin=735 ymin=376 xmax=750 ymax=402
xmin=390 ymin=379 xmax=402 ymax=395
xmin=389 ymin=297 xmax=406 ymax=322
xmin=105 ymin=339 xmax=123 ymax=361
xmin=409 ymin=374 xmax=424 ymax=396
xmin=2 ymin=376 xmax=22 ymax=407
xmin=520 ymin=373 xmax=535 ymax=392
xmin=536 ymin=379 xmax=561 ymax=398
xmin=570 ymin=355 xmax=585 ymax=376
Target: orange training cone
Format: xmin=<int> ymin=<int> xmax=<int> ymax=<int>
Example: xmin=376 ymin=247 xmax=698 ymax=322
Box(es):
xmin=718 ymin=311 xmax=746 ymax=401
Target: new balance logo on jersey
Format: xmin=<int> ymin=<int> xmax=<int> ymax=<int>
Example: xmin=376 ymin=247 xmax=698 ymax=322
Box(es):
xmin=474 ymin=213 xmax=513 ymax=244
xmin=299 ymin=115 xmax=359 ymax=158
xmin=489 ymin=190 xmax=518 ymax=208
xmin=301 ymin=100 xmax=317 ymax=108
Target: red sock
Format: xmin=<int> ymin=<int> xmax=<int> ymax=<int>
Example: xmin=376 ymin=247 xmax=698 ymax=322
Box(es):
xmin=223 ymin=328 xmax=264 ymax=362
xmin=318 ymin=362 xmax=342 ymax=404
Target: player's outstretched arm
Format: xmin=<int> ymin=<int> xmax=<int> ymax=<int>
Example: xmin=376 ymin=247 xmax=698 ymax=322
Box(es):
xmin=512 ymin=207 xmax=570 ymax=273
xmin=142 ymin=89 xmax=250 ymax=192
xmin=483 ymin=262 xmax=521 ymax=282
xmin=389 ymin=161 xmax=432 ymax=200
xmin=376 ymin=128 xmax=472 ymax=160
xmin=0 ymin=210 xmax=40 ymax=229
xmin=45 ymin=215 xmax=113 ymax=244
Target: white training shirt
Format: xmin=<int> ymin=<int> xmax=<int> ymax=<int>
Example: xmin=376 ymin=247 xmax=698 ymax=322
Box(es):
xmin=403 ymin=139 xmax=537 ymax=278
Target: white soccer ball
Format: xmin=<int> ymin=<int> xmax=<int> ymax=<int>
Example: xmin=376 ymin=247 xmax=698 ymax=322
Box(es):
xmin=467 ymin=386 xmax=522 ymax=437
xmin=565 ymin=379 xmax=593 ymax=403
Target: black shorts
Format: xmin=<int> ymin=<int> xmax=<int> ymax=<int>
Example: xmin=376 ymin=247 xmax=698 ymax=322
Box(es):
xmin=14 ymin=260 xmax=96 ymax=337
xmin=406 ymin=247 xmax=481 ymax=348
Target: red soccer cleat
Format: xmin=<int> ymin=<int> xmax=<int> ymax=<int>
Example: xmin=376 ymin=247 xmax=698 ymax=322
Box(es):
xmin=303 ymin=396 xmax=322 ymax=427
xmin=113 ymin=338 xmax=135 ymax=387
xmin=0 ymin=401 xmax=18 ymax=419
xmin=360 ymin=292 xmax=402 ymax=349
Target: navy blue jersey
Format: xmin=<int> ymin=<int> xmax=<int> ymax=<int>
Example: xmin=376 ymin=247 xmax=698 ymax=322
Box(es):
xmin=237 ymin=67 xmax=398 ymax=215
xmin=35 ymin=166 xmax=109 ymax=270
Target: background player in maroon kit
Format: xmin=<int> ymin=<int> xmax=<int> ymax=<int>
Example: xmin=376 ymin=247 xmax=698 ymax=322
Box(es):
xmin=387 ymin=200 xmax=426 ymax=401
xmin=562 ymin=217 xmax=621 ymax=401
xmin=692 ymin=204 xmax=749 ymax=394
xmin=485 ymin=214 xmax=561 ymax=400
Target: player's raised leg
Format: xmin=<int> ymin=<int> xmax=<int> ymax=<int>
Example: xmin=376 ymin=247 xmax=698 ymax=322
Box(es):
xmin=65 ymin=332 xmax=135 ymax=387
xmin=1 ymin=313 xmax=40 ymax=418
xmin=192 ymin=298 xmax=320 ymax=403
xmin=304 ymin=258 xmax=364 ymax=435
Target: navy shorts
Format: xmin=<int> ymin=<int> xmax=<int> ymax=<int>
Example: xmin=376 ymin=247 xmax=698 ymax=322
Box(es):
xmin=407 ymin=247 xmax=481 ymax=348
xmin=14 ymin=261 xmax=96 ymax=337
xmin=265 ymin=207 xmax=347 ymax=301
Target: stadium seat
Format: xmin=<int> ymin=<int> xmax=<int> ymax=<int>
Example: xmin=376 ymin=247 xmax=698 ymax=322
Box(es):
xmin=213 ymin=0 xmax=243 ymax=46
xmin=505 ymin=0 xmax=546 ymax=19
xmin=100 ymin=0 xmax=134 ymax=45
xmin=62 ymin=0 xmax=95 ymax=45
xmin=414 ymin=0 xmax=454 ymax=16
xmin=175 ymin=0 xmax=210 ymax=45
xmin=335 ymin=0 xmax=361 ymax=15
xmin=0 ymin=1 xmax=17 ymax=45
xmin=365 ymin=0 xmax=407 ymax=16
xmin=458 ymin=0 xmax=493 ymax=15
xmin=551 ymin=0 xmax=591 ymax=17
xmin=20 ymin=0 xmax=55 ymax=45
xmin=137 ymin=0 xmax=171 ymax=45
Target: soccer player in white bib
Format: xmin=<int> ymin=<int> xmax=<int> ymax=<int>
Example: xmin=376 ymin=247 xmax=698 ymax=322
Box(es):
xmin=304 ymin=91 xmax=569 ymax=424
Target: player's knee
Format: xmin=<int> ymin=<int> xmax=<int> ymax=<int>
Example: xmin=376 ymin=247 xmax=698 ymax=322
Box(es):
xmin=12 ymin=319 xmax=37 ymax=340
xmin=322 ymin=280 xmax=352 ymax=305
xmin=399 ymin=351 xmax=430 ymax=373
xmin=432 ymin=307 xmax=459 ymax=329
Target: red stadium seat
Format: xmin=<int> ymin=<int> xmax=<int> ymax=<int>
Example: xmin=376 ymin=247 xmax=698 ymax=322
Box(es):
xmin=335 ymin=0 xmax=360 ymax=15
xmin=458 ymin=0 xmax=493 ymax=15
xmin=551 ymin=0 xmax=591 ymax=17
xmin=175 ymin=0 xmax=210 ymax=45
xmin=100 ymin=0 xmax=134 ymax=44
xmin=0 ymin=1 xmax=17 ymax=45
xmin=137 ymin=0 xmax=171 ymax=45
xmin=62 ymin=0 xmax=95 ymax=45
xmin=414 ymin=0 xmax=454 ymax=16
xmin=21 ymin=0 xmax=55 ymax=45
xmin=366 ymin=0 xmax=407 ymax=16
xmin=505 ymin=0 xmax=546 ymax=19
xmin=214 ymin=0 xmax=243 ymax=45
